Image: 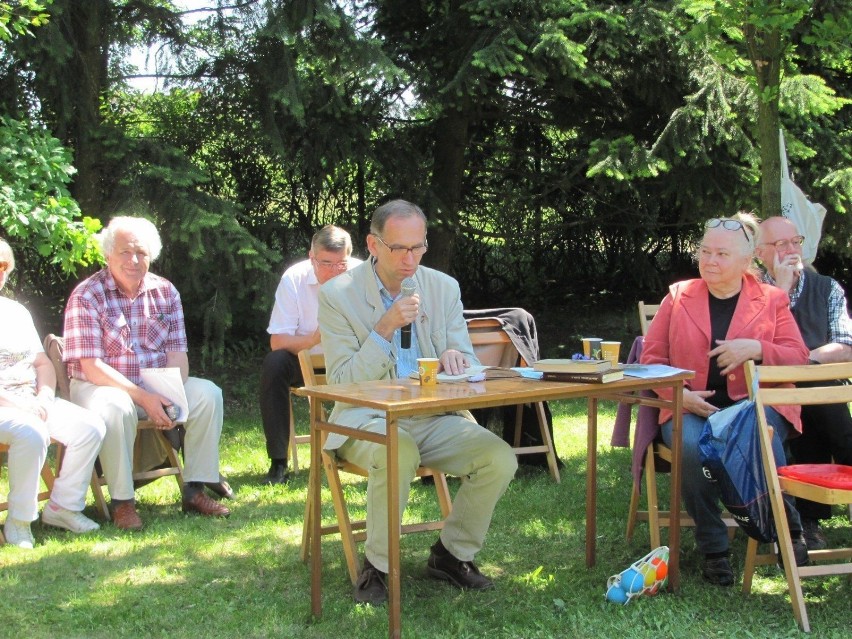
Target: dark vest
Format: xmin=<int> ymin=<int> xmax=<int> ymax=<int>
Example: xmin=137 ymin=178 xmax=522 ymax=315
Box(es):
xmin=791 ymin=272 xmax=833 ymax=350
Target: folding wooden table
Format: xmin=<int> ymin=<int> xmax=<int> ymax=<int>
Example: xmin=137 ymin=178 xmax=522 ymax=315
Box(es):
xmin=295 ymin=372 xmax=692 ymax=639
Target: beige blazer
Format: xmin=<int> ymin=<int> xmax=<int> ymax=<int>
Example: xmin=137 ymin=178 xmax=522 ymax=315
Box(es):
xmin=318 ymin=259 xmax=478 ymax=448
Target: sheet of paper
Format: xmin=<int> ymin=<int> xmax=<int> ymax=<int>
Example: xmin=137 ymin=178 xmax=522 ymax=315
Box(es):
xmin=621 ymin=364 xmax=692 ymax=378
xmin=139 ymin=367 xmax=189 ymax=422
xmin=409 ymin=364 xmax=489 ymax=382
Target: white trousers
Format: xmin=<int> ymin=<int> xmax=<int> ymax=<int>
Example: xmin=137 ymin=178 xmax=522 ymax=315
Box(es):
xmin=70 ymin=377 xmax=222 ymax=501
xmin=0 ymin=399 xmax=105 ymax=522
xmin=337 ymin=414 xmax=518 ymax=573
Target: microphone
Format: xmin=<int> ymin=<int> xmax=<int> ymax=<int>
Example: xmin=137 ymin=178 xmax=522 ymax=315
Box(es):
xmin=400 ymin=277 xmax=416 ymax=349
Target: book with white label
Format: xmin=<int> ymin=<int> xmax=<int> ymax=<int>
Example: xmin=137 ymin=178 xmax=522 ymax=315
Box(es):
xmin=533 ymin=358 xmax=612 ymax=374
xmin=540 ymin=369 xmax=625 ymax=384
xmin=139 ymin=367 xmax=189 ymax=422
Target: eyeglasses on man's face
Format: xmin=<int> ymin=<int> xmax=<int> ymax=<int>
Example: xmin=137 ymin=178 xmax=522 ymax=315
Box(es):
xmin=312 ymin=258 xmax=349 ymax=270
xmin=761 ymin=236 xmax=805 ymax=251
xmin=705 ymin=218 xmax=750 ymax=243
xmin=373 ymin=234 xmax=428 ymax=257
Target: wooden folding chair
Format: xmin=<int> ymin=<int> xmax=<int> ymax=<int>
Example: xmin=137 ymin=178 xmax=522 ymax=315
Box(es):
xmin=465 ymin=317 xmax=560 ymax=482
xmin=741 ymin=360 xmax=852 ymax=633
xmin=626 ymin=440 xmax=739 ymax=550
xmin=637 ymin=301 xmax=660 ymax=336
xmin=299 ymin=351 xmax=453 ymax=584
xmin=287 ymin=389 xmax=311 ymax=473
xmin=43 ymin=334 xmax=184 ymax=520
xmin=623 ymin=325 xmax=736 ymax=550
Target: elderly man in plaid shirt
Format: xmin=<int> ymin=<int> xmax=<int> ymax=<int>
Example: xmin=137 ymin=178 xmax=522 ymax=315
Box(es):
xmin=63 ymin=216 xmax=229 ymax=530
xmin=756 ymin=215 xmax=852 ymax=551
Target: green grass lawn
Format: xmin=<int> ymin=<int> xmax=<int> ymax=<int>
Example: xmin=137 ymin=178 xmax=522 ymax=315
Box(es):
xmin=1 ymin=392 xmax=849 ymax=639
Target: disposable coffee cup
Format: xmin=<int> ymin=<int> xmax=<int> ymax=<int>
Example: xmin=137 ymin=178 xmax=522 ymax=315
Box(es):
xmin=417 ymin=358 xmax=439 ymax=386
xmin=582 ymin=338 xmax=603 ymax=359
xmin=601 ymin=341 xmax=621 ymax=365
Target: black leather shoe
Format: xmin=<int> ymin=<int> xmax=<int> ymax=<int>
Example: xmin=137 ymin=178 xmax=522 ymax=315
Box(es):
xmin=427 ymin=539 xmax=493 ymax=590
xmin=702 ymin=556 xmax=734 ymax=587
xmin=802 ymin=518 xmax=827 ymax=551
xmin=264 ymin=462 xmax=290 ymax=485
xmin=205 ymin=474 xmax=234 ymax=500
xmin=354 ymin=558 xmax=388 ymax=605
xmin=778 ymin=534 xmax=810 ymax=568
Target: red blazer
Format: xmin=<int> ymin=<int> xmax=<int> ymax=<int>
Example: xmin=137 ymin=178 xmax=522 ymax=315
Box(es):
xmin=641 ymin=273 xmax=809 ymax=429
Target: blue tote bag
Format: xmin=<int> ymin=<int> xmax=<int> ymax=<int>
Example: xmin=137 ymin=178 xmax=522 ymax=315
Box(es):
xmin=697 ymin=385 xmax=777 ymax=544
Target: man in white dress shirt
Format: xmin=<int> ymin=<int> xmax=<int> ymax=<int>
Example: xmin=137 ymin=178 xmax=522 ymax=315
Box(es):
xmin=259 ymin=225 xmax=360 ymax=484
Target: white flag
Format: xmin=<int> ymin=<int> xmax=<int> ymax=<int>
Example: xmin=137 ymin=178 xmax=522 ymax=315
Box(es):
xmin=779 ymin=129 xmax=826 ymax=265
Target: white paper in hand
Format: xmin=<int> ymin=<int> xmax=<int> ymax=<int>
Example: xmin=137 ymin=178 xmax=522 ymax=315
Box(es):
xmin=140 ymin=368 xmax=189 ymax=423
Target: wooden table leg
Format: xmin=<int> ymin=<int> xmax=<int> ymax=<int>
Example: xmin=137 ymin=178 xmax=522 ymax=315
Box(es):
xmin=585 ymin=397 xmax=599 ymax=567
xmin=310 ymin=399 xmax=323 ymax=617
xmin=667 ymin=382 xmax=684 ymax=591
xmin=386 ymin=415 xmax=401 ymax=639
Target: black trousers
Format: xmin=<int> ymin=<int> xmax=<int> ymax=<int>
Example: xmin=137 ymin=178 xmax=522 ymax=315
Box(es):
xmin=790 ymin=379 xmax=852 ymax=520
xmin=259 ymin=349 xmax=304 ymax=461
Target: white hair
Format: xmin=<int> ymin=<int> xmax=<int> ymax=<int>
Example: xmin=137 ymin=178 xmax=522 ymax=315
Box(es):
xmin=100 ymin=216 xmax=163 ymax=261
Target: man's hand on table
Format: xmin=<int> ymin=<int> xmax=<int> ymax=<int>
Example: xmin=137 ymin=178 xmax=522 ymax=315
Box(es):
xmin=439 ymin=349 xmax=470 ymax=376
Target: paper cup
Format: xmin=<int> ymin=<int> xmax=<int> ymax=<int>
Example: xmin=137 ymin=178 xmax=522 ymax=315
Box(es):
xmin=417 ymin=358 xmax=439 ymax=386
xmin=582 ymin=338 xmax=603 ymax=359
xmin=601 ymin=341 xmax=621 ymax=365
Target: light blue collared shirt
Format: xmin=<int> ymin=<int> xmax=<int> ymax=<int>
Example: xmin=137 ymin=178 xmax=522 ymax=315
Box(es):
xmin=368 ymin=263 xmax=421 ymax=378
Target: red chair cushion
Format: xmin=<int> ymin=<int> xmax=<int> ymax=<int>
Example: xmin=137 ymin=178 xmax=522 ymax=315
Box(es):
xmin=778 ymin=464 xmax=852 ymax=490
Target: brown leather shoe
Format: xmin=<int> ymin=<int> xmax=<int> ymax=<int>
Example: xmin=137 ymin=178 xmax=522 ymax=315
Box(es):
xmin=112 ymin=502 xmax=143 ymax=531
xmin=182 ymin=491 xmax=231 ymax=517
xmin=426 ymin=539 xmax=493 ymax=590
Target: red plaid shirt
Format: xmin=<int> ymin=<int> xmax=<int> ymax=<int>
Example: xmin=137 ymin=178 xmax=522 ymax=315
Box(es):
xmin=63 ymin=268 xmax=188 ymax=385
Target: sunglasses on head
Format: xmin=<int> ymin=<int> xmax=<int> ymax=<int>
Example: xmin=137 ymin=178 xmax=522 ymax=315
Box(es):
xmin=705 ymin=218 xmax=750 ymax=243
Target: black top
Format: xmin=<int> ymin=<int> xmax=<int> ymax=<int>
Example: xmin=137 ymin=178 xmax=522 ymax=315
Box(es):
xmin=706 ymin=292 xmax=740 ymax=408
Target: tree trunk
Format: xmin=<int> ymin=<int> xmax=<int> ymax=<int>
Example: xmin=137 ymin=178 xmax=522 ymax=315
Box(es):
xmin=422 ymin=101 xmax=470 ymax=274
xmin=60 ymin=0 xmax=110 ymax=220
xmin=745 ymin=12 xmax=783 ymax=219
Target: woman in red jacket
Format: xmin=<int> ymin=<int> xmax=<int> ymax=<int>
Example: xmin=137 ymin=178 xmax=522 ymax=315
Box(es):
xmin=641 ymin=213 xmax=810 ymax=586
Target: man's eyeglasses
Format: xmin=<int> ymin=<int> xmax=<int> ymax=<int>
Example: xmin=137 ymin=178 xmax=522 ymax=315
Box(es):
xmin=0 ymin=261 xmax=9 ymax=273
xmin=761 ymin=236 xmax=805 ymax=250
xmin=705 ymin=218 xmax=750 ymax=243
xmin=373 ymin=235 xmax=428 ymax=257
xmin=312 ymin=258 xmax=349 ymax=271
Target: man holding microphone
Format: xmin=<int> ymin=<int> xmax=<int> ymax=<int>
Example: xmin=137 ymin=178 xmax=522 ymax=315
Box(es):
xmin=317 ymin=199 xmax=517 ymax=605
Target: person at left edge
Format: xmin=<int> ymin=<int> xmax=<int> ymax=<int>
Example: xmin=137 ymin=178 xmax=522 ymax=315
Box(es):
xmin=63 ymin=216 xmax=230 ymax=530
xmin=1 ymin=238 xmax=105 ymax=547
xmin=259 ymin=225 xmax=360 ymax=485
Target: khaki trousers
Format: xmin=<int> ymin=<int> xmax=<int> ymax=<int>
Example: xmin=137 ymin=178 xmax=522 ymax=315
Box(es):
xmin=337 ymin=414 xmax=517 ymax=573
xmin=71 ymin=377 xmax=222 ymax=501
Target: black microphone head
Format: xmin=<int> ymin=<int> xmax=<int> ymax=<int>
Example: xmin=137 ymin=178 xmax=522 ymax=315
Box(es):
xmin=401 ymin=277 xmax=416 ymax=297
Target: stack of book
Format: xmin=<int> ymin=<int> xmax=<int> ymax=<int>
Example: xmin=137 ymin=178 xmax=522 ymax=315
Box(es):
xmin=532 ymin=358 xmax=624 ymax=383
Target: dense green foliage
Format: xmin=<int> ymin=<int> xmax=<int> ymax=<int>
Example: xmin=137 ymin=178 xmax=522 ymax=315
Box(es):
xmin=0 ymin=0 xmax=849 ymax=356
xmin=0 ymin=0 xmax=49 ymax=42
